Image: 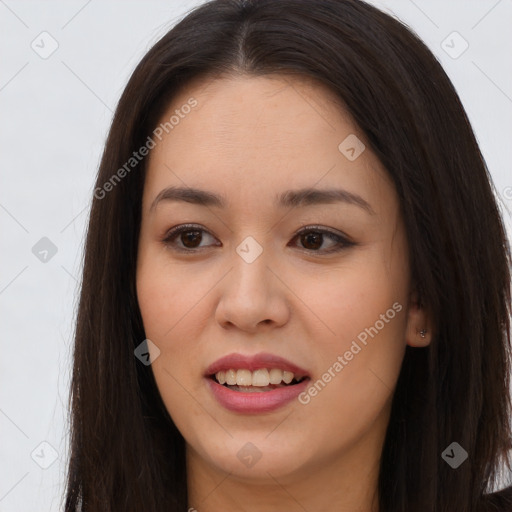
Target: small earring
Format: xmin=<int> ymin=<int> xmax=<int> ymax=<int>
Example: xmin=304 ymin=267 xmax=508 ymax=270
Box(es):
xmin=419 ymin=329 xmax=427 ymax=338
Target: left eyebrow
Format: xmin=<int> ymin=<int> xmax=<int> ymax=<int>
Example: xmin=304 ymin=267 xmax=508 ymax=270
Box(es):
xmin=277 ymin=187 xmax=375 ymax=214
xmin=149 ymin=185 xmax=375 ymax=215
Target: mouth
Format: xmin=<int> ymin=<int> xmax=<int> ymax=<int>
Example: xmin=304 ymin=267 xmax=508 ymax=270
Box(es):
xmin=208 ymin=368 xmax=309 ymax=392
xmin=204 ymin=353 xmax=311 ymax=413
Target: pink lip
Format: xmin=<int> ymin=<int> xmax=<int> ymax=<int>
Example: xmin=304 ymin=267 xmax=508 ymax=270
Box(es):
xmin=204 ymin=352 xmax=310 ymax=378
xmin=204 ymin=352 xmax=311 ymax=414
xmin=206 ymin=377 xmax=310 ymax=414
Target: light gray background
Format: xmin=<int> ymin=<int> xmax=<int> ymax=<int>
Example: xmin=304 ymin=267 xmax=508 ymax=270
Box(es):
xmin=1 ymin=1 xmax=511 ymax=510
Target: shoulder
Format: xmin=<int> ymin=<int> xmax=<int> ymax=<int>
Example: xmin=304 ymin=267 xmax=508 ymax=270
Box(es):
xmin=479 ymin=485 xmax=512 ymax=512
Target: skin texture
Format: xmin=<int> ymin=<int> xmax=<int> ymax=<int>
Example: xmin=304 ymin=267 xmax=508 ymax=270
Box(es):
xmin=136 ymin=74 xmax=432 ymax=512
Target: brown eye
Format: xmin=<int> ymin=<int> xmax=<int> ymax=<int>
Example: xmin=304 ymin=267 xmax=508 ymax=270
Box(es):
xmin=162 ymin=224 xmax=218 ymax=252
xmin=300 ymin=232 xmax=323 ymax=250
xmin=291 ymin=227 xmax=354 ymax=253
xmin=180 ymin=229 xmax=203 ymax=248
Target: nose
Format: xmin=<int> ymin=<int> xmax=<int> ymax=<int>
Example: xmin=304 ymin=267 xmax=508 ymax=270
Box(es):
xmin=214 ymin=246 xmax=290 ymax=333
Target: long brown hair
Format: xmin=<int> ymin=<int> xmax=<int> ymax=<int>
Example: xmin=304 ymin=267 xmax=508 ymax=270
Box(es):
xmin=63 ymin=1 xmax=512 ymax=510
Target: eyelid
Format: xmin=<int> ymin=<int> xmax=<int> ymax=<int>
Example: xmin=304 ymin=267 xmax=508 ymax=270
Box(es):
xmin=295 ymin=224 xmax=351 ymax=241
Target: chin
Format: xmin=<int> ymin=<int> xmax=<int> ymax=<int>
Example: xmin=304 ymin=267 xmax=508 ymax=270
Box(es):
xmin=195 ymin=433 xmax=312 ymax=480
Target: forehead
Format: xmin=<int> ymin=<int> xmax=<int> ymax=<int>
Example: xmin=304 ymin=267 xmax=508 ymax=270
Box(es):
xmin=143 ymin=73 xmax=393 ymax=214
xmin=156 ymin=73 xmax=353 ymax=148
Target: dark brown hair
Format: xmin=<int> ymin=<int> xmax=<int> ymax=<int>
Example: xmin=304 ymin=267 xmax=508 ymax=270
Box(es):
xmin=63 ymin=0 xmax=512 ymax=510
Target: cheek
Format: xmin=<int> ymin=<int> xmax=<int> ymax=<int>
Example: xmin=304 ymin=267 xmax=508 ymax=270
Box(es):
xmin=294 ymin=246 xmax=408 ymax=437
xmin=314 ymin=241 xmax=408 ymax=341
xmin=136 ymin=254 xmax=211 ymax=436
xmin=136 ymin=248 xmax=212 ymax=341
xmin=136 ymin=247 xmax=220 ymax=391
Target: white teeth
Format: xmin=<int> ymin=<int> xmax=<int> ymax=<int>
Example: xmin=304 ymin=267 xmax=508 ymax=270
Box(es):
xmin=214 ymin=368 xmax=301 ymax=387
xmin=269 ymin=368 xmax=283 ymax=385
xmin=225 ymin=369 xmax=237 ymax=386
xmin=282 ymin=371 xmax=294 ymax=384
xmin=252 ymin=369 xmax=270 ymax=386
xmin=236 ymin=369 xmax=252 ymax=386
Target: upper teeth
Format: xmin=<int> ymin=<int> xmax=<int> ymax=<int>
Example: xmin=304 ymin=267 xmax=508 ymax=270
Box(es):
xmin=215 ymin=368 xmax=298 ymax=387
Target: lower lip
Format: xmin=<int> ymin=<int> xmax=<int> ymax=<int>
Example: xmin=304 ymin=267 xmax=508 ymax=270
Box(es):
xmin=206 ymin=377 xmax=310 ymax=413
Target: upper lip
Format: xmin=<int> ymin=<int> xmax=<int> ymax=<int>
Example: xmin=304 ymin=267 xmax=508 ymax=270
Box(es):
xmin=205 ymin=352 xmax=310 ymax=379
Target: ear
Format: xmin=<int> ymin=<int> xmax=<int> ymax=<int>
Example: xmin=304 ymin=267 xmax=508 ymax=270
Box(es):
xmin=405 ymin=290 xmax=433 ymax=347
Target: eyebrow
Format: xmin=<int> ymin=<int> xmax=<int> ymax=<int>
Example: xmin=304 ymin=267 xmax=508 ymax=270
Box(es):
xmin=149 ymin=186 xmax=375 ymax=215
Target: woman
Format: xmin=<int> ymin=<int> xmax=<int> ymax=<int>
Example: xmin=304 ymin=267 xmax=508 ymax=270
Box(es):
xmin=63 ymin=0 xmax=512 ymax=510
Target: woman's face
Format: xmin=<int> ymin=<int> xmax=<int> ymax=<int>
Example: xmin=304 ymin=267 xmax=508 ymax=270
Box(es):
xmin=136 ymin=74 xmax=427 ymax=487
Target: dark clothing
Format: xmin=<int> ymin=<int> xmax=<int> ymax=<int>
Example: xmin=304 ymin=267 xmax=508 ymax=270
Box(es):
xmin=480 ymin=485 xmax=512 ymax=512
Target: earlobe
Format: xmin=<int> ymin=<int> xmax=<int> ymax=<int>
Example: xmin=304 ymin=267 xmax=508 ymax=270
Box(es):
xmin=405 ymin=291 xmax=433 ymax=347
xmin=409 ymin=327 xmax=431 ymax=347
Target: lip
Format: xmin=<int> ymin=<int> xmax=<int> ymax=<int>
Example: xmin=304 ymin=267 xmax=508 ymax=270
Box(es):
xmin=204 ymin=352 xmax=310 ymax=378
xmin=206 ymin=377 xmax=310 ymax=414
xmin=204 ymin=352 xmax=311 ymax=414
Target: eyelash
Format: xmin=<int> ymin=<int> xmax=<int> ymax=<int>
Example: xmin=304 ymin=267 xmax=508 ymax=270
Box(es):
xmin=161 ymin=223 xmax=355 ymax=254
